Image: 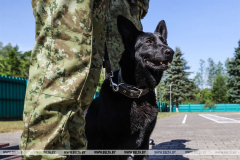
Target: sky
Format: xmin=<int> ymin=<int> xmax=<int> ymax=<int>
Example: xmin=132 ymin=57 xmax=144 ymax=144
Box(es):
xmin=0 ymin=0 xmax=240 ymax=79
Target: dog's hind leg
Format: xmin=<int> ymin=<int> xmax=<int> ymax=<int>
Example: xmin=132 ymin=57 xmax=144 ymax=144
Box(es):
xmin=126 ymin=155 xmax=134 ymax=160
xmin=134 ymin=150 xmax=149 ymax=160
xmin=134 ymin=155 xmax=148 ymax=160
xmin=134 ymin=134 xmax=151 ymax=160
xmin=119 ymin=155 xmax=134 ymax=160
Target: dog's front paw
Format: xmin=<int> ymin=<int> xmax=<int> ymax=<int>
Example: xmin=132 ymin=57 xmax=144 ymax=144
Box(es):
xmin=127 ymin=155 xmax=134 ymax=160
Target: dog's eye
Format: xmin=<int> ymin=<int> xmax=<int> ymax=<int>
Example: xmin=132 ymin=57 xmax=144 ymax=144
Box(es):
xmin=146 ymin=40 xmax=152 ymax=44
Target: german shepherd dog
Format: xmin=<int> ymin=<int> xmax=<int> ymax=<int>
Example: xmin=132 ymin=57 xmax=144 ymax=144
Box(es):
xmin=83 ymin=16 xmax=174 ymax=160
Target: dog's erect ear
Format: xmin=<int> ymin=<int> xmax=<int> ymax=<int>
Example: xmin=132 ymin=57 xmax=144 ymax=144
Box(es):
xmin=117 ymin=15 xmax=140 ymax=45
xmin=155 ymin=20 xmax=168 ymax=41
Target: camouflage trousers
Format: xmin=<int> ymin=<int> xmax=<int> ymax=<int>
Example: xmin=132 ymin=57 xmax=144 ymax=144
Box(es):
xmin=20 ymin=0 xmax=148 ymax=159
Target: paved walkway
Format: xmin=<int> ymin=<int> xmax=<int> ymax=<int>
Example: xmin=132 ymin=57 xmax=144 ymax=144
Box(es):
xmin=1 ymin=113 xmax=240 ymax=160
xmin=0 ymin=132 xmax=21 ymax=159
xmin=0 ymin=132 xmax=22 ymax=147
xmin=149 ymin=112 xmax=240 ymax=160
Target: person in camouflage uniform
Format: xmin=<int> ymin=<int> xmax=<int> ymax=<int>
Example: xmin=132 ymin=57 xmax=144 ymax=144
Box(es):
xmin=20 ymin=0 xmax=149 ymax=159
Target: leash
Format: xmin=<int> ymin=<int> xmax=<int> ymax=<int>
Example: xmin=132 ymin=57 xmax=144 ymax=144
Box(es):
xmin=103 ymin=42 xmax=120 ymax=92
xmin=103 ymin=42 xmax=149 ymax=98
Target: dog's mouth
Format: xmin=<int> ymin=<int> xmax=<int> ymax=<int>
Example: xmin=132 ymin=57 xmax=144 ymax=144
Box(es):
xmin=143 ymin=59 xmax=171 ymax=70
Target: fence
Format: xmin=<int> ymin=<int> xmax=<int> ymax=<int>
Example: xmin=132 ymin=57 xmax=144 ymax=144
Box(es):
xmin=1 ymin=75 xmax=240 ymax=120
xmin=0 ymin=75 xmax=28 ymax=120
xmin=157 ymin=102 xmax=169 ymax=112
xmin=0 ymin=76 xmax=101 ymax=120
xmin=172 ymin=104 xmax=240 ymax=112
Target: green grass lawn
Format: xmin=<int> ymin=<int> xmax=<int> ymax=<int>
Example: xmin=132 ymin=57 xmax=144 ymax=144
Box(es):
xmin=157 ymin=112 xmax=177 ymax=119
xmin=0 ymin=121 xmax=24 ymax=133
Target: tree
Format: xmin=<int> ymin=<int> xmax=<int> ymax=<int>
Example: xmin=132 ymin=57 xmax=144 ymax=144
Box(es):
xmin=193 ymin=72 xmax=201 ymax=89
xmin=212 ymin=73 xmax=228 ymax=103
xmin=193 ymin=59 xmax=206 ymax=89
xmin=0 ymin=42 xmax=3 ymax=60
xmin=156 ymin=81 xmax=166 ymax=103
xmin=0 ymin=46 xmax=22 ymax=77
xmin=194 ymin=88 xmax=212 ymax=104
xmin=204 ymin=99 xmax=216 ymax=111
xmin=0 ymin=42 xmax=14 ymax=58
xmin=215 ymin=62 xmax=225 ymax=76
xmin=225 ymin=57 xmax=234 ymax=72
xmin=227 ymin=40 xmax=240 ymax=103
xmin=0 ymin=42 xmax=31 ymax=78
xmin=162 ymin=47 xmax=196 ymax=112
xmin=156 ymin=73 xmax=169 ymax=102
xmin=19 ymin=51 xmax=31 ymax=78
xmin=206 ymin=58 xmax=216 ymax=88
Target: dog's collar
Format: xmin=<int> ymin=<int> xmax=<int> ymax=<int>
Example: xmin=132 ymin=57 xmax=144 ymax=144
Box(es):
xmin=115 ymin=70 xmax=149 ymax=98
xmin=103 ymin=41 xmax=149 ymax=98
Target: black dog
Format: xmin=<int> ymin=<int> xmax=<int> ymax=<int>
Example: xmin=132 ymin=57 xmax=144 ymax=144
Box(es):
xmin=83 ymin=16 xmax=174 ymax=160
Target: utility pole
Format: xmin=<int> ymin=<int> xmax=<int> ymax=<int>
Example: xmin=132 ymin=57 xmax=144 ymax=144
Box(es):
xmin=170 ymin=82 xmax=173 ymax=112
xmin=159 ymin=92 xmax=162 ymax=112
xmin=155 ymin=88 xmax=159 ymax=112
xmin=155 ymin=88 xmax=157 ymax=101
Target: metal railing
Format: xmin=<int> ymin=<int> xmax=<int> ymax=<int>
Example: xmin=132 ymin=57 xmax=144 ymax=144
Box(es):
xmin=172 ymin=104 xmax=240 ymax=112
xmin=0 ymin=75 xmax=28 ymax=120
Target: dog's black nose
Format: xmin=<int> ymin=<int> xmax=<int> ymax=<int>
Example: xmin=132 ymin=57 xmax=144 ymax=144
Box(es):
xmin=164 ymin=49 xmax=171 ymax=56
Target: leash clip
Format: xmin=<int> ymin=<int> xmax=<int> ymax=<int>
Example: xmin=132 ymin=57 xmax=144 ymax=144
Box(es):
xmin=110 ymin=78 xmax=119 ymax=92
xmin=106 ymin=71 xmax=119 ymax=92
xmin=106 ymin=71 xmax=114 ymax=78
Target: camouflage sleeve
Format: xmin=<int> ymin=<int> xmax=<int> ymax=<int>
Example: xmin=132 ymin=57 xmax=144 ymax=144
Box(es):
xmin=138 ymin=0 xmax=150 ymax=19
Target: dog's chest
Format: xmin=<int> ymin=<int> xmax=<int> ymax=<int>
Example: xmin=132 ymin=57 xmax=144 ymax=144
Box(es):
xmin=130 ymin=101 xmax=158 ymax=135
